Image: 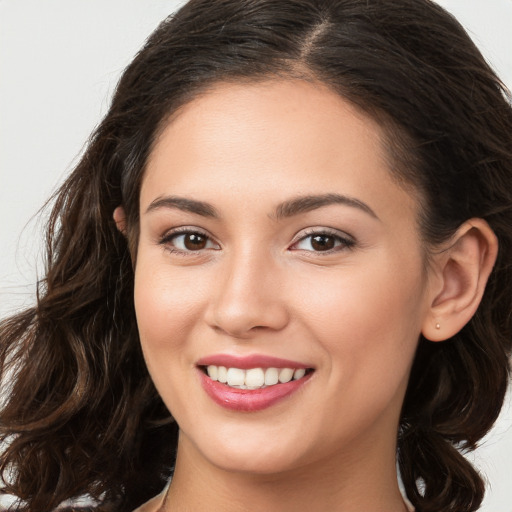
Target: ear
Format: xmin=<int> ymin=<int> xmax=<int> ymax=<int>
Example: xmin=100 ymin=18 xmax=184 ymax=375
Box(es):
xmin=113 ymin=206 xmax=127 ymax=235
xmin=422 ymin=218 xmax=498 ymax=342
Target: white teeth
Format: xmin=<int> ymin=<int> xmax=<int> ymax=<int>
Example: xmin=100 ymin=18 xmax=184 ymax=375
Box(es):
xmin=278 ymin=368 xmax=294 ymax=383
xmin=204 ymin=365 xmax=309 ymax=389
xmin=206 ymin=365 xmax=218 ymax=380
xmin=264 ymin=367 xmax=279 ymax=386
xmin=217 ymin=366 xmax=228 ymax=383
xmin=245 ymin=368 xmax=265 ymax=388
xmin=226 ymin=367 xmax=245 ymax=387
xmin=293 ymin=368 xmax=306 ymax=380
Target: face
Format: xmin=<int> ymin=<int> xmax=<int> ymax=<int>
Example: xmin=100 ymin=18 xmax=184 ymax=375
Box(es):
xmin=134 ymin=80 xmax=433 ymax=476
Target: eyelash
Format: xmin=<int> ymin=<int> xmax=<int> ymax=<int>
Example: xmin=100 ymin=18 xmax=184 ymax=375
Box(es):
xmin=159 ymin=227 xmax=218 ymax=255
xmin=158 ymin=227 xmax=355 ymax=255
xmin=290 ymin=228 xmax=356 ymax=253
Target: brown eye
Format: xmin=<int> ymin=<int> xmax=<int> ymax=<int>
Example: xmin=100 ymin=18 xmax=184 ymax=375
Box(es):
xmin=310 ymin=234 xmax=336 ymax=251
xmin=291 ymin=230 xmax=355 ymax=253
xmin=162 ymin=231 xmax=219 ymax=252
xmin=183 ymin=233 xmax=207 ymax=250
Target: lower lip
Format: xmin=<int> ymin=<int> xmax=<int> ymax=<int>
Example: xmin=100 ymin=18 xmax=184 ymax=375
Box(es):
xmin=198 ymin=370 xmax=313 ymax=412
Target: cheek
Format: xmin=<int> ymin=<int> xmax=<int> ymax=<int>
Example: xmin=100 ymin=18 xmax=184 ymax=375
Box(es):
xmin=295 ymin=255 xmax=426 ymax=376
xmin=133 ymin=256 xmax=210 ymax=416
xmin=296 ymin=262 xmax=426 ymax=438
xmin=135 ymin=254 xmax=199 ymax=340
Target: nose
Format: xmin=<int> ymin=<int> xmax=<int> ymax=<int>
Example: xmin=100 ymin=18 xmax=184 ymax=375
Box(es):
xmin=205 ymin=250 xmax=290 ymax=339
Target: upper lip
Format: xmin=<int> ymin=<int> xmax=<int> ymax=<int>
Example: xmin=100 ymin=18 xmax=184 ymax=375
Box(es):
xmin=196 ymin=354 xmax=312 ymax=370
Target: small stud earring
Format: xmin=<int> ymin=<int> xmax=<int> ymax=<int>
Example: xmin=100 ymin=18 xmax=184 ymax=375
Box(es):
xmin=435 ymin=323 xmax=441 ymax=330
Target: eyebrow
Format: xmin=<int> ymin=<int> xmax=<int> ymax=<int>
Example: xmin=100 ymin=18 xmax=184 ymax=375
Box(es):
xmin=272 ymin=193 xmax=378 ymax=220
xmin=145 ymin=193 xmax=378 ymax=220
xmin=146 ymin=196 xmax=219 ymax=218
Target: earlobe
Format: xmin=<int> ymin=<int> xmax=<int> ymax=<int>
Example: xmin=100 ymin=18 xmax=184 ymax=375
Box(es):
xmin=113 ymin=206 xmax=127 ymax=236
xmin=422 ymin=218 xmax=498 ymax=342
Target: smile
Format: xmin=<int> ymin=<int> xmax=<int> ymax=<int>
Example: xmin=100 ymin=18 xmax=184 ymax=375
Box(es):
xmin=204 ymin=365 xmax=308 ymax=389
xmin=196 ymin=355 xmax=314 ymax=412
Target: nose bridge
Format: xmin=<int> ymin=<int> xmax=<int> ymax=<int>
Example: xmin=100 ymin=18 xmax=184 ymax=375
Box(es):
xmin=208 ymin=244 xmax=288 ymax=337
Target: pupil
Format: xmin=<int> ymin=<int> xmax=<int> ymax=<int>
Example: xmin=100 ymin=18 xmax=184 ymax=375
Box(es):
xmin=311 ymin=235 xmax=334 ymax=251
xmin=185 ymin=233 xmax=206 ymax=250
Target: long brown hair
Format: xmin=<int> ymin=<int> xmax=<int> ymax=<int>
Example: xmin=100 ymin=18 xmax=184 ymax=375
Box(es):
xmin=1 ymin=1 xmax=511 ymax=511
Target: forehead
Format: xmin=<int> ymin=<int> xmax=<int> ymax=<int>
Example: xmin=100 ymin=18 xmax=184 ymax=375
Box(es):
xmin=141 ymin=79 xmax=417 ymax=224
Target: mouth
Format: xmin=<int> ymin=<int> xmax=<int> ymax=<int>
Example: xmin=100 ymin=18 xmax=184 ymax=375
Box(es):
xmin=199 ymin=365 xmax=314 ymax=390
xmin=196 ymin=355 xmax=315 ymax=412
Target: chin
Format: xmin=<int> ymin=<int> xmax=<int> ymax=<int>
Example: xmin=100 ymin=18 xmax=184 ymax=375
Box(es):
xmin=182 ymin=425 xmax=310 ymax=476
xmin=210 ymin=451 xmax=303 ymax=477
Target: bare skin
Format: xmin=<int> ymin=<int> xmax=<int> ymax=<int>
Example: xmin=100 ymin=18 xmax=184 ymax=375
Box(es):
xmin=118 ymin=80 xmax=497 ymax=512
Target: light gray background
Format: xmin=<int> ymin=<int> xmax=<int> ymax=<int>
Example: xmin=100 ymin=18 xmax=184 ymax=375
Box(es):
xmin=1 ymin=1 xmax=511 ymax=510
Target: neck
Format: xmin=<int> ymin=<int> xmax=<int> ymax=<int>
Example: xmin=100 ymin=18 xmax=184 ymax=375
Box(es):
xmin=164 ymin=432 xmax=408 ymax=512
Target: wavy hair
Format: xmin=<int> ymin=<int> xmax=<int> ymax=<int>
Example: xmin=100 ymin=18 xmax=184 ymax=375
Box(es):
xmin=1 ymin=1 xmax=512 ymax=510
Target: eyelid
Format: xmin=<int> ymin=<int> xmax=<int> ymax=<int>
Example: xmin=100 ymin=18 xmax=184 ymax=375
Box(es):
xmin=159 ymin=226 xmax=221 ymax=251
xmin=289 ymin=227 xmax=356 ymax=252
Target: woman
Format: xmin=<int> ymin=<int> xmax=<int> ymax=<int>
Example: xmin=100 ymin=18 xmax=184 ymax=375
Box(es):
xmin=1 ymin=0 xmax=511 ymax=511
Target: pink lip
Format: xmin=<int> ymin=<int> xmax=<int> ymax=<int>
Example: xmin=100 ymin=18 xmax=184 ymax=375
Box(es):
xmin=199 ymin=371 xmax=312 ymax=412
xmin=196 ymin=354 xmax=311 ymax=370
xmin=196 ymin=354 xmax=314 ymax=412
